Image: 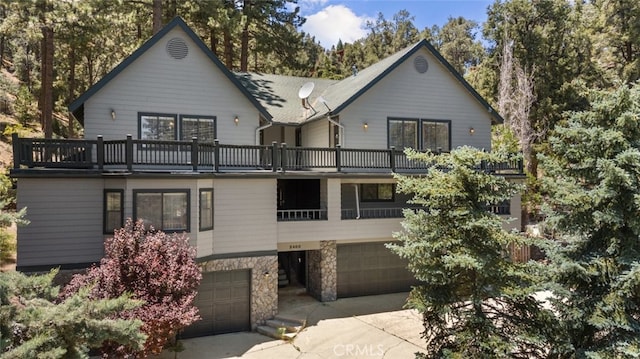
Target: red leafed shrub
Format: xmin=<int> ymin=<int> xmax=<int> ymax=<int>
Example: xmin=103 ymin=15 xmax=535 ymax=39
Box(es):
xmin=61 ymin=219 xmax=202 ymax=358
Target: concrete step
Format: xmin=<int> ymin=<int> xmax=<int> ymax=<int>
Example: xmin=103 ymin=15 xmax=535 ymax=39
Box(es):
xmin=257 ymin=325 xmax=297 ymax=340
xmin=257 ymin=315 xmax=306 ymax=340
xmin=265 ymin=317 xmax=305 ymax=333
xmin=278 ymin=279 xmax=289 ymax=287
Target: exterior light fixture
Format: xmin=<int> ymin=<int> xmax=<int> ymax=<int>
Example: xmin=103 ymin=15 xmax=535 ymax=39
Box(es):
xmin=469 ymin=127 xmax=475 ymax=135
xmin=110 ymin=109 xmax=116 ymax=120
xmin=263 ymin=271 xmax=270 ymax=278
xmin=363 ymin=122 xmax=368 ymax=131
xmin=234 ymin=116 xmax=239 ymax=126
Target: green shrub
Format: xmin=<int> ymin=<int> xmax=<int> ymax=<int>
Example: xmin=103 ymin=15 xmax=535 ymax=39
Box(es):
xmin=13 ymin=85 xmax=37 ymax=126
xmin=0 ymin=227 xmax=15 ymax=261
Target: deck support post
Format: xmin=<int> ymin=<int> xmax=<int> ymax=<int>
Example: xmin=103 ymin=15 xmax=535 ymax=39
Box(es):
xmin=214 ymin=139 xmax=220 ymax=173
xmin=97 ymin=136 xmax=104 ymax=170
xmin=125 ymin=134 xmax=133 ymax=171
xmin=191 ymin=137 xmax=199 ymax=171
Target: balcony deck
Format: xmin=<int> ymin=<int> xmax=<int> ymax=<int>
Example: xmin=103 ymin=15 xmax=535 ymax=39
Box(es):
xmin=11 ymin=135 xmax=524 ymax=175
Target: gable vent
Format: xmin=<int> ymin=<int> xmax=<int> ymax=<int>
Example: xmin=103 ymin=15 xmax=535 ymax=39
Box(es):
xmin=166 ymin=37 xmax=188 ymax=60
xmin=414 ymin=55 xmax=428 ymax=74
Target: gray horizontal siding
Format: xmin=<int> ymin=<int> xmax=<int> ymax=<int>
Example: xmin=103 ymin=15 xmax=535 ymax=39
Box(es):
xmin=338 ymin=47 xmax=492 ymax=151
xmin=213 ymin=178 xmax=277 ymax=254
xmin=16 ymin=178 xmax=105 ymax=267
xmin=84 ymin=27 xmax=260 ymax=145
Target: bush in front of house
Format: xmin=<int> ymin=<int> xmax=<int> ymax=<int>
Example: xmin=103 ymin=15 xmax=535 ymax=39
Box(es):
xmin=61 ymin=219 xmax=202 ymax=358
xmin=0 ymin=269 xmax=145 ymax=357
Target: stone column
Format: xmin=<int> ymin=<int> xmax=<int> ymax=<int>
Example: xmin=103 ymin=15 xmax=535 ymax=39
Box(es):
xmin=319 ymin=240 xmax=337 ymax=301
xmin=250 ymin=256 xmax=279 ymax=327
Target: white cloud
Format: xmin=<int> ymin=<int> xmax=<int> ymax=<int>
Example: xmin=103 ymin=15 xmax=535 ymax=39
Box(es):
xmin=301 ymin=5 xmax=371 ymax=48
xmin=298 ymin=0 xmax=329 ymax=11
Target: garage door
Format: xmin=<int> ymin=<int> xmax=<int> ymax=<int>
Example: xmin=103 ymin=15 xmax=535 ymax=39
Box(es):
xmin=182 ymin=270 xmax=251 ymax=338
xmin=337 ymin=242 xmax=419 ymax=298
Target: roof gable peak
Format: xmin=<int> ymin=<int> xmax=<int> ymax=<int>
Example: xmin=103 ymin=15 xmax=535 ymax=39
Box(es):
xmin=69 ymin=16 xmax=271 ymax=122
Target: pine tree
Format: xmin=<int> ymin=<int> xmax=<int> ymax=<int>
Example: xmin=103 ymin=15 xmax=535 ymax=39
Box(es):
xmin=540 ymin=84 xmax=640 ymax=357
xmin=388 ymin=147 xmax=558 ymax=358
xmin=0 ymin=269 xmax=145 ymax=358
xmin=430 ymin=16 xmax=484 ymax=76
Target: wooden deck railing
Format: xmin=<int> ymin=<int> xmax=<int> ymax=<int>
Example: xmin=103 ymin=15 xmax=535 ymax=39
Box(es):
xmin=12 ymin=134 xmax=525 ymax=174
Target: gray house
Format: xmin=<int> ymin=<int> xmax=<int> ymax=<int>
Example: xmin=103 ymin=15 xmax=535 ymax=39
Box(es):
xmin=11 ymin=17 xmax=523 ymax=337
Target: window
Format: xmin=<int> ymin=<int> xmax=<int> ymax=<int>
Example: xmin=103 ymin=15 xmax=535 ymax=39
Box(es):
xmin=133 ymin=190 xmax=190 ymax=232
xmin=361 ymin=184 xmax=395 ymax=202
xmin=139 ymin=113 xmax=177 ymax=140
xmin=388 ymin=118 xmax=451 ymax=152
xmin=388 ymin=119 xmax=417 ymax=149
xmin=199 ymin=188 xmax=213 ymax=231
xmin=422 ymin=120 xmax=450 ymax=152
xmin=180 ymin=115 xmax=216 ymax=142
xmin=104 ymin=190 xmax=123 ymax=234
xmin=328 ymin=117 xmax=341 ymax=147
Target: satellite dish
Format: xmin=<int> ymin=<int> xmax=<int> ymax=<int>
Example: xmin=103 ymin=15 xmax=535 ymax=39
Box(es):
xmin=298 ymin=82 xmax=315 ymax=99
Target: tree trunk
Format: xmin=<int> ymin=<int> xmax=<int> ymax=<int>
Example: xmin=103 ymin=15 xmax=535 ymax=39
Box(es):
xmin=223 ymin=29 xmax=233 ymax=69
xmin=0 ymin=35 xmax=4 ymax=69
xmin=86 ymin=51 xmax=94 ymax=86
xmin=240 ymin=25 xmax=249 ymax=71
xmin=240 ymin=0 xmax=251 ymax=71
xmin=152 ymin=0 xmax=163 ymax=34
xmin=0 ymin=5 xmax=4 ymax=68
xmin=40 ymin=25 xmax=53 ymax=139
xmin=210 ymin=28 xmax=218 ymax=56
xmin=67 ymin=45 xmax=76 ymax=138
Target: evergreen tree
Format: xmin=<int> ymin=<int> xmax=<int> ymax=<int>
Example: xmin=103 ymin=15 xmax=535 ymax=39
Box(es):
xmin=430 ymin=16 xmax=485 ymax=75
xmin=589 ymin=0 xmax=640 ymax=84
xmin=540 ymin=84 xmax=640 ymax=357
xmin=0 ymin=269 xmax=145 ymax=358
xmin=483 ymin=0 xmax=597 ymax=172
xmin=62 ymin=219 xmax=202 ymax=357
xmin=388 ymin=147 xmax=558 ymax=358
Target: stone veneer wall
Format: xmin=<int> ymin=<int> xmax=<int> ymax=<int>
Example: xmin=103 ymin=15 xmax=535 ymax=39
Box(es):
xmin=307 ymin=240 xmax=337 ymax=302
xmin=201 ymin=255 xmax=278 ymax=329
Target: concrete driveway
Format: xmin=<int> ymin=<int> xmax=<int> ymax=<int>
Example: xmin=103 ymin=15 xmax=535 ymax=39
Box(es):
xmin=153 ymin=292 xmax=426 ymax=358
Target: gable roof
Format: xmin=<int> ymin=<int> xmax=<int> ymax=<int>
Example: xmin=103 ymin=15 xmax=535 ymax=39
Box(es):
xmin=309 ymin=39 xmax=503 ymax=124
xmin=238 ymin=40 xmax=503 ymax=125
xmin=69 ymin=18 xmax=501 ymax=127
xmin=68 ymin=16 xmax=272 ymax=124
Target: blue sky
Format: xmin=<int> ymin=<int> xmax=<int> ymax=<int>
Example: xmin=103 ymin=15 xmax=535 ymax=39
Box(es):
xmin=297 ymin=0 xmax=494 ymax=48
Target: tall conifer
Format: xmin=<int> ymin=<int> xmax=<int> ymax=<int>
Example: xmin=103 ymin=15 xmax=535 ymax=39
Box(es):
xmin=389 ymin=147 xmax=558 ymax=358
